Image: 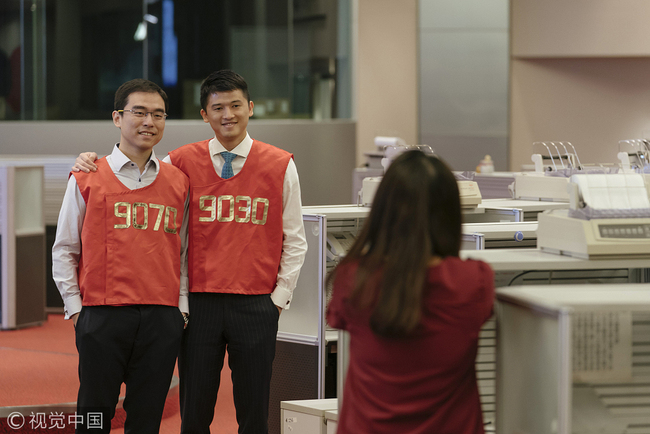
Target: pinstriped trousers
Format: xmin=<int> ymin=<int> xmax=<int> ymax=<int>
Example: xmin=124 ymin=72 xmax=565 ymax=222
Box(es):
xmin=179 ymin=293 xmax=280 ymax=434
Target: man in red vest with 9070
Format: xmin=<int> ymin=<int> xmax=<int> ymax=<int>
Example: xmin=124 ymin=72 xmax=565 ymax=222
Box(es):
xmin=53 ymin=78 xmax=190 ymax=433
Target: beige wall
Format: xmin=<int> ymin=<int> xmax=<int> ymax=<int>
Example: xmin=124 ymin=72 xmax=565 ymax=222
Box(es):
xmin=509 ymin=0 xmax=650 ymax=171
xmin=511 ymin=0 xmax=650 ymax=57
xmin=510 ymin=59 xmax=650 ymax=170
xmin=355 ymin=0 xmax=419 ymax=164
xmin=0 ymin=119 xmax=357 ymax=206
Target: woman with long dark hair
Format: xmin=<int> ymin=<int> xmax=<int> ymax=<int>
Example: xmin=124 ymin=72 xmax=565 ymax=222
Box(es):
xmin=327 ymin=150 xmax=494 ymax=433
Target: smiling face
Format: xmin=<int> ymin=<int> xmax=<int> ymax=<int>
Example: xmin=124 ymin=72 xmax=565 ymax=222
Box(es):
xmin=200 ymin=89 xmax=254 ymax=151
xmin=112 ymin=91 xmax=166 ymax=156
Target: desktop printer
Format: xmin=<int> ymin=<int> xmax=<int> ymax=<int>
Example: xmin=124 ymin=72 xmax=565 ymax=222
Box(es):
xmin=537 ymin=173 xmax=650 ymax=259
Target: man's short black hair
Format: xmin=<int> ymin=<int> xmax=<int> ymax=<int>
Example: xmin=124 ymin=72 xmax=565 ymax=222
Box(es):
xmin=114 ymin=79 xmax=169 ymax=114
xmin=200 ymin=70 xmax=250 ymax=111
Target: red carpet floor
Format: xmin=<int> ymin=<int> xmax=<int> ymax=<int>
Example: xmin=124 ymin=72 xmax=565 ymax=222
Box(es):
xmin=0 ymin=314 xmax=238 ymax=433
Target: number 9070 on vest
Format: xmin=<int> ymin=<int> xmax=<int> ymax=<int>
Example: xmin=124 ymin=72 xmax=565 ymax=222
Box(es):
xmin=113 ymin=202 xmax=179 ymax=234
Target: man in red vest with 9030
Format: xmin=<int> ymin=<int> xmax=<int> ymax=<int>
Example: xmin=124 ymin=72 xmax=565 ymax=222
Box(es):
xmin=169 ymin=70 xmax=308 ymax=434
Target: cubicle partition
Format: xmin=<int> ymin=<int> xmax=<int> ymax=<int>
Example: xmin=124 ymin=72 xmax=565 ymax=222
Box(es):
xmin=0 ymin=156 xmax=77 ymax=310
xmin=0 ymin=163 xmax=46 ymax=329
xmin=462 ymin=249 xmax=650 ymax=431
xmin=496 ymin=284 xmax=650 ymax=434
xmin=269 ymin=206 xmax=367 ymax=434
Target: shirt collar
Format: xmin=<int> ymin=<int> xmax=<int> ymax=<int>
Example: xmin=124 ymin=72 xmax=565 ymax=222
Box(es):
xmin=112 ymin=143 xmax=159 ymax=171
xmin=209 ymin=133 xmax=253 ymax=159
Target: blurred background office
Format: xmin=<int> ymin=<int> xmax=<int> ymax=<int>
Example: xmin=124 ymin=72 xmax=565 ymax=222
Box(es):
xmin=0 ymin=0 xmax=509 ymax=193
xmin=3 ymin=0 xmax=650 ymax=199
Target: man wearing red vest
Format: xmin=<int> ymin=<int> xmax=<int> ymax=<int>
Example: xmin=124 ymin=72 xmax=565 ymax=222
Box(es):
xmin=53 ymin=79 xmax=189 ymax=434
xmin=73 ymin=70 xmax=308 ymax=434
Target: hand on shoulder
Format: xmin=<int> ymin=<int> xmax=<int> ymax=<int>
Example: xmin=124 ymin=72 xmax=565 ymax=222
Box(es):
xmin=72 ymin=152 xmax=99 ymax=173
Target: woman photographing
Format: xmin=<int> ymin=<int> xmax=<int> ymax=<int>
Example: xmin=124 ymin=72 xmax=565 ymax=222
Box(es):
xmin=327 ymin=150 xmax=494 ymax=434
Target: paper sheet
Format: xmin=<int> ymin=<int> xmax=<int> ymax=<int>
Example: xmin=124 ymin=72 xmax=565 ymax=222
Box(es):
xmin=572 ymin=311 xmax=633 ymax=383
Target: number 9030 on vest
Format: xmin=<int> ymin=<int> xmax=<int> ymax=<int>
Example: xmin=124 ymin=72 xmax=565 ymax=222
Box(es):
xmin=199 ymin=195 xmax=269 ymax=225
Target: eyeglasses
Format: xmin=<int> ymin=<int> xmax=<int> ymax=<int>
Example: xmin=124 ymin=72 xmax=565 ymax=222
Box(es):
xmin=117 ymin=109 xmax=168 ymax=121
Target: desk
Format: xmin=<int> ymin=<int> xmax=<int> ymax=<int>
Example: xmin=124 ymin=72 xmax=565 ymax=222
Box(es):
xmin=461 ymin=248 xmax=650 ymax=272
xmin=478 ymin=198 xmax=568 ymax=222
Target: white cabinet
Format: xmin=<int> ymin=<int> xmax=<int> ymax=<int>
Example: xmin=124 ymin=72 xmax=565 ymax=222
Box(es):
xmin=324 ymin=410 xmax=337 ymax=434
xmin=281 ymin=399 xmax=338 ymax=434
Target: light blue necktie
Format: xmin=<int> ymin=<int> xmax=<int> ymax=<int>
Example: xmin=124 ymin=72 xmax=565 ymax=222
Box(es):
xmin=221 ymin=152 xmax=236 ymax=179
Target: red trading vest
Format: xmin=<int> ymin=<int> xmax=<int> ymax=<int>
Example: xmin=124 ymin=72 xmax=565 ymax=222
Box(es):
xmin=73 ymin=158 xmax=189 ymax=307
xmin=169 ymin=139 xmax=291 ymax=294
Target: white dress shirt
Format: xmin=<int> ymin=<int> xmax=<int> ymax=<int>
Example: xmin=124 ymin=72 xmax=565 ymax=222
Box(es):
xmin=165 ymin=133 xmax=308 ymax=311
xmin=52 ymin=144 xmax=188 ymax=319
